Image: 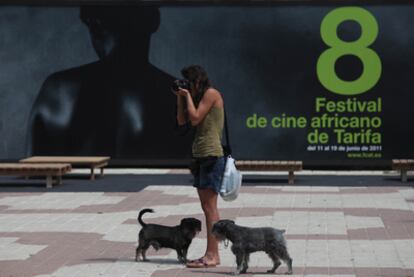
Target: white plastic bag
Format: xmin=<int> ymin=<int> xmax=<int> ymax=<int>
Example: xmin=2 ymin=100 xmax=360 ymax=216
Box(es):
xmin=220 ymin=156 xmax=242 ymax=201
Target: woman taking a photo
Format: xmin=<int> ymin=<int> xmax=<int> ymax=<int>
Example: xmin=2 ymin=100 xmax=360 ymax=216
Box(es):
xmin=175 ymin=65 xmax=225 ymax=268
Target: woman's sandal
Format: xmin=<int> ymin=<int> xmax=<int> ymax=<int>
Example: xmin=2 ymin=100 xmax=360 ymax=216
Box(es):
xmin=186 ymin=258 xmax=219 ymax=268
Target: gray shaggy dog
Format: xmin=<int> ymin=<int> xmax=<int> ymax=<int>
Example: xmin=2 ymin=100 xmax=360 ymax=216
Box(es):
xmin=212 ymin=219 xmax=292 ymax=275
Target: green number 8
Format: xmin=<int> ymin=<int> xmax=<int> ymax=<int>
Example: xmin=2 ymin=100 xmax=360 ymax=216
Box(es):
xmin=317 ymin=7 xmax=382 ymax=95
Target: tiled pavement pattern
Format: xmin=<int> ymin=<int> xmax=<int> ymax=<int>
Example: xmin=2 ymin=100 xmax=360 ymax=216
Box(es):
xmin=1 ymin=175 xmax=414 ymax=276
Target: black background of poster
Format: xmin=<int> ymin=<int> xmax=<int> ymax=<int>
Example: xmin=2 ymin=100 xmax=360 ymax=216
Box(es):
xmin=0 ymin=2 xmax=413 ymax=167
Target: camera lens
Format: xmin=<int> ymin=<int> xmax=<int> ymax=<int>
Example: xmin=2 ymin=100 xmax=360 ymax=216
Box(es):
xmin=172 ymin=81 xmax=180 ymax=92
xmin=171 ymin=79 xmax=190 ymax=92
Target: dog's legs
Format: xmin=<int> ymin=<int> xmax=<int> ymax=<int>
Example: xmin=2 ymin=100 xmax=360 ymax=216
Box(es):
xmin=176 ymin=248 xmax=186 ymax=264
xmin=182 ymin=246 xmax=189 ymax=263
xmin=177 ymin=244 xmax=191 ymax=263
xmin=141 ymin=246 xmax=150 ymax=262
xmin=266 ymin=251 xmax=281 ymax=273
xmin=234 ymin=252 xmax=246 ymax=275
xmin=135 ymin=246 xmax=141 ymax=262
xmin=276 ymin=246 xmax=293 ymax=275
xmin=240 ymin=253 xmax=249 ymax=274
xmin=136 ymin=239 xmax=151 ymax=262
xmin=136 ymin=246 xmax=150 ymax=262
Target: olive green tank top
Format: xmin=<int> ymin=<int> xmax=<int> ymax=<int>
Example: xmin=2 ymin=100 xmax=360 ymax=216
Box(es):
xmin=192 ymin=106 xmax=224 ymax=158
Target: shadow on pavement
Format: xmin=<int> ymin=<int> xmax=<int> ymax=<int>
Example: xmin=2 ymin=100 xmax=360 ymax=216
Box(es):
xmin=0 ymin=174 xmax=193 ymax=193
xmin=0 ymin=173 xmax=412 ymax=193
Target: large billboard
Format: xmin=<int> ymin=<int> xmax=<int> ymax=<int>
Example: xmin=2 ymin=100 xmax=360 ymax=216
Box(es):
xmin=0 ymin=3 xmax=413 ymax=166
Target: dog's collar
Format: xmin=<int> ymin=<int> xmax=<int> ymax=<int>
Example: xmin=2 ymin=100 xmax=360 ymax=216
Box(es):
xmin=224 ymin=239 xmax=229 ymax=249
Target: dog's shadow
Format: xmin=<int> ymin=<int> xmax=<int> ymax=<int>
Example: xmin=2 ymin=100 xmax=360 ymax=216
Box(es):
xmin=189 ymin=269 xmax=288 ymax=276
xmin=140 ymin=258 xmax=182 ymax=265
xmin=188 ymin=269 xmax=234 ymax=276
xmin=189 ymin=266 xmax=292 ymax=275
xmin=85 ymin=257 xmax=181 ymax=265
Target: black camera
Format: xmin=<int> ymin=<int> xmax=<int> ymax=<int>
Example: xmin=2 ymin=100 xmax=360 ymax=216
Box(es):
xmin=171 ymin=79 xmax=191 ymax=92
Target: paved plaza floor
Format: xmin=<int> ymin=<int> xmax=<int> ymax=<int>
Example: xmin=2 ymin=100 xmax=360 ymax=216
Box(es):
xmin=0 ymin=170 xmax=414 ymax=277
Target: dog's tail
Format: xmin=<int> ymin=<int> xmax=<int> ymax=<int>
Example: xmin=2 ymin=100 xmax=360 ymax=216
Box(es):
xmin=138 ymin=208 xmax=154 ymax=227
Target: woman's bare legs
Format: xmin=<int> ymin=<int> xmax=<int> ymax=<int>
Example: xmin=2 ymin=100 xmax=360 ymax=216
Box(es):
xmin=187 ymin=188 xmax=220 ymax=266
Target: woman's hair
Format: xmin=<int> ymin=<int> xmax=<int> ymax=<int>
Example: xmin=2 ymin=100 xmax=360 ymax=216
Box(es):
xmin=181 ymin=65 xmax=212 ymax=103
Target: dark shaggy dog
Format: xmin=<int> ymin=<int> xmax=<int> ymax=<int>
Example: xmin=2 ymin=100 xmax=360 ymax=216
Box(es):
xmin=212 ymin=219 xmax=293 ymax=275
xmin=135 ymin=208 xmax=201 ymax=263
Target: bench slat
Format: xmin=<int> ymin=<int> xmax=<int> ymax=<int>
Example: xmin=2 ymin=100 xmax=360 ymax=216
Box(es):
xmin=235 ymin=160 xmax=302 ymax=171
xmin=0 ymin=163 xmax=71 ymax=171
xmin=235 ymin=160 xmax=302 ymax=185
xmin=20 ymin=156 xmax=110 ymax=165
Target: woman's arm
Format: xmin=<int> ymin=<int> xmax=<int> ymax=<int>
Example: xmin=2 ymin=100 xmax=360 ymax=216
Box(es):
xmin=178 ymin=88 xmax=220 ymax=126
xmin=176 ymin=95 xmax=188 ymax=126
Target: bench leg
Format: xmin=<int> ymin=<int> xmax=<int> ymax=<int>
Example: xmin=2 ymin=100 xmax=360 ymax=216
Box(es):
xmin=288 ymin=171 xmax=294 ymax=185
xmin=401 ymin=170 xmax=407 ymax=182
xmin=46 ymin=176 xmax=53 ymax=189
xmin=90 ymin=168 xmax=95 ymax=180
xmin=100 ymin=167 xmax=104 ymax=177
xmin=57 ymin=175 xmax=62 ymax=185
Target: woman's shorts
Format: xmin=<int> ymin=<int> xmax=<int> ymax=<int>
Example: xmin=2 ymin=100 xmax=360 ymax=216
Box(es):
xmin=190 ymin=156 xmax=225 ymax=194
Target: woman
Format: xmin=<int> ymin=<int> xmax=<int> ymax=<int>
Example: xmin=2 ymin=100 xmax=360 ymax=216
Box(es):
xmin=175 ymin=65 xmax=225 ymax=268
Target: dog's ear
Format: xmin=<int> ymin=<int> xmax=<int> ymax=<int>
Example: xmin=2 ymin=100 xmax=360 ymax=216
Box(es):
xmin=180 ymin=218 xmax=201 ymax=239
xmin=180 ymin=218 xmax=201 ymax=230
xmin=180 ymin=218 xmax=193 ymax=227
xmin=213 ymin=220 xmax=236 ymax=239
xmin=222 ymin=219 xmax=235 ymax=227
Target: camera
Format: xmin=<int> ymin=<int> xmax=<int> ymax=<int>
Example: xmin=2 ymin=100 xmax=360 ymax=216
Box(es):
xmin=171 ymin=79 xmax=191 ymax=92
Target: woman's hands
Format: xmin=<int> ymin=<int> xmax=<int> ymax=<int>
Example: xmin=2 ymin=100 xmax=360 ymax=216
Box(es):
xmin=175 ymin=88 xmax=191 ymax=98
xmin=176 ymin=88 xmax=192 ymax=126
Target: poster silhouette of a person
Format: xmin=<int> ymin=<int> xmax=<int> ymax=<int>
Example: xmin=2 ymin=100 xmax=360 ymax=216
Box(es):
xmin=27 ymin=6 xmax=190 ymax=160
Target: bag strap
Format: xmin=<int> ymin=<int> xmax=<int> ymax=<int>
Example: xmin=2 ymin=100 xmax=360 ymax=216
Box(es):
xmin=223 ymin=100 xmax=232 ymax=156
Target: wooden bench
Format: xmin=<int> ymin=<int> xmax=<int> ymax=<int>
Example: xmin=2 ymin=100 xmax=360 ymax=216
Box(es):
xmin=0 ymin=163 xmax=71 ymax=188
xmin=20 ymin=156 xmax=110 ymax=180
xmin=392 ymin=159 xmax=414 ymax=182
xmin=235 ymin=160 xmax=303 ymax=184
